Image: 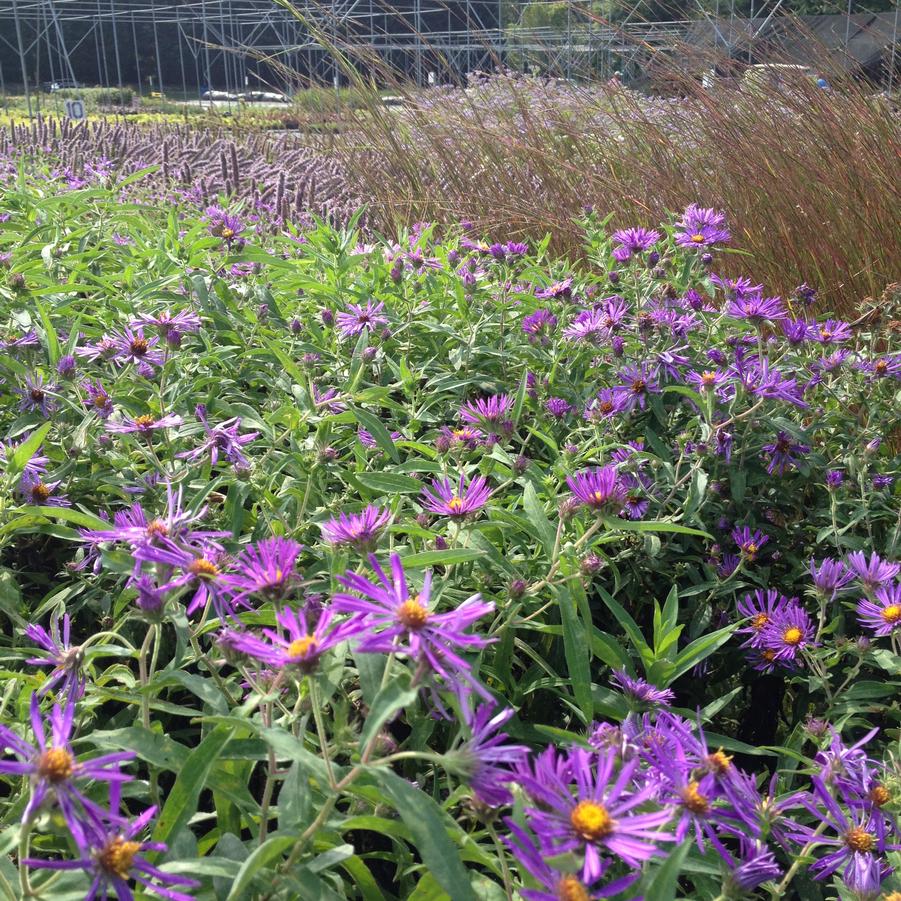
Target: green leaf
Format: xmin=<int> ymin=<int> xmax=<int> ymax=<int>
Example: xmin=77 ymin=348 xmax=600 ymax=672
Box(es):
xmin=596 ymin=586 xmax=653 ymax=668
xmin=6 ymin=422 xmax=51 ymax=477
xmin=14 ymin=505 xmax=110 ymax=532
xmin=352 ymin=406 xmax=399 ymax=463
xmin=668 ymin=623 xmax=737 ymax=684
xmin=358 ymin=678 xmax=418 ymax=751
xmin=355 ymin=472 xmax=423 ymax=495
xmin=400 ymin=548 xmax=485 ymax=568
xmin=225 ymin=835 xmax=296 ymax=901
xmin=556 ymin=583 xmax=593 ymax=723
xmin=640 ymin=840 xmax=690 ymax=900
xmin=602 ymin=516 xmax=713 ymax=540
xmin=522 ymin=482 xmax=556 ymax=557
xmin=151 ymin=724 xmax=234 ymax=852
xmin=370 ymin=769 xmax=477 ymax=901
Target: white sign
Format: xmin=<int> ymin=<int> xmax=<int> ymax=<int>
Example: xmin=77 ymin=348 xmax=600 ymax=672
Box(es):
xmin=64 ymin=99 xmax=86 ymax=121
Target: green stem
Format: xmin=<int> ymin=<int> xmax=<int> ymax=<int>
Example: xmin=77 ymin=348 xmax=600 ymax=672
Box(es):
xmin=18 ymin=818 xmax=33 ymax=898
xmin=772 ymin=819 xmax=829 ymax=897
xmin=309 ymin=680 xmax=336 ymax=790
xmin=486 ymin=823 xmax=514 ymax=901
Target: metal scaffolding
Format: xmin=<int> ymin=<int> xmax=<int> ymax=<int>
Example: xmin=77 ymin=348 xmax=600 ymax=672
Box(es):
xmin=0 ymin=0 xmax=897 ymax=100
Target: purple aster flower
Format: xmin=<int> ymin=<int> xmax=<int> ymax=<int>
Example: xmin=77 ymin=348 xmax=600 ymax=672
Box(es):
xmin=856 ymin=583 xmax=901 ymax=637
xmin=25 ymin=784 xmax=198 ymax=901
xmin=221 ymin=605 xmax=360 ymax=674
xmin=675 ymin=205 xmax=730 ymax=247
xmin=321 ymin=506 xmax=393 ymax=553
xmin=714 ymin=837 xmax=782 ymax=892
xmin=761 ymin=431 xmax=810 ymax=476
xmin=725 ymin=294 xmax=786 ymax=324
xmin=311 ymin=384 xmax=346 ymax=414
xmin=732 ymin=355 xmax=809 ymax=408
xmin=731 ymin=526 xmax=769 ymax=562
xmin=717 ymin=553 xmax=740 ymax=577
xmin=534 ymin=277 xmax=573 ymax=300
xmin=333 ymin=553 xmax=495 ymax=699
xmin=505 ymin=241 xmax=528 ymax=256
xmin=567 ymin=467 xmax=627 ymax=514
xmin=133 ymin=310 xmax=201 ymax=348
xmin=584 ymin=389 xmax=628 ymax=422
xmin=358 ymin=427 xmax=401 ymax=449
xmin=815 ymin=726 xmax=881 ymax=792
xmin=453 ymin=705 xmax=529 ymax=808
xmin=817 ymin=349 xmax=852 ymax=373
xmin=521 ymin=309 xmax=557 ymax=345
xmin=545 ymin=397 xmax=572 ymax=419
xmin=563 ymin=308 xmax=612 ymax=344
xmin=596 ymin=295 xmax=630 ymax=331
xmin=686 ymin=369 xmax=726 ymax=393
xmin=736 ymin=590 xmax=796 ymax=648
xmin=83 ymin=380 xmax=114 ymax=419
xmin=857 ymin=355 xmax=901 ymax=381
xmin=0 ymin=694 xmax=135 ymax=828
xmin=133 ymin=544 xmax=231 ymax=619
xmin=621 ymin=490 xmax=649 ymax=520
xmin=614 ymin=363 xmax=660 ymax=412
xmin=421 ymin=473 xmax=492 ymax=519
xmin=336 ymin=300 xmax=388 ymax=338
xmin=808 ymin=319 xmax=853 ymax=344
xmin=611 ymin=670 xmax=674 ymax=707
xmin=873 ymin=474 xmax=894 ymax=490
xmin=106 ymin=413 xmax=183 ymax=436
xmin=19 ymin=474 xmax=70 ymax=507
xmin=515 ymin=745 xmax=671 ymax=883
xmin=205 ymin=205 xmax=244 ymax=244
xmin=111 ymin=232 xmax=133 ymax=245
xmin=459 ymin=393 xmax=514 ymax=434
xmin=781 ymin=318 xmax=810 ymax=346
xmin=177 ymin=404 xmax=257 ymax=470
xmin=503 ymin=821 xmax=614 ymax=901
xmin=17 ymin=373 xmax=57 ymax=418
xmin=25 ymin=612 xmax=85 ymax=701
xmin=759 ymin=602 xmax=815 ymax=663
xmin=0 ymin=328 xmax=39 ymax=351
xmin=826 ymin=469 xmax=844 ymax=489
xmin=846 ymin=552 xmax=900 ymax=594
xmin=612 ymin=226 xmax=660 ymax=257
xmin=56 ymin=355 xmax=77 ymax=379
xmin=809 ymin=558 xmax=855 ymax=599
xmin=109 ymin=327 xmax=165 ymax=369
xmin=438 ymin=425 xmax=484 ymax=450
xmin=223 ymin=537 xmax=303 ymax=606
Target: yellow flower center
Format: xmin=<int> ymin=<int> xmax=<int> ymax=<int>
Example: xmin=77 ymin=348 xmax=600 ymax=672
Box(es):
xmin=782 ymin=626 xmax=803 ymax=646
xmin=557 ymin=875 xmax=591 ymax=901
xmin=762 ymin=649 xmax=776 ymax=662
xmin=631 ymin=379 xmax=646 ymax=394
xmin=844 ymin=826 xmax=875 ymax=853
xmin=589 ymin=490 xmax=608 ymax=506
xmin=447 ymin=497 xmax=465 ymax=513
xmin=751 ymin=613 xmax=769 ymax=630
xmin=98 ymin=837 xmax=141 ymax=878
xmin=133 ymin=415 xmax=156 ymax=428
xmin=130 ymin=338 xmax=148 ymax=355
xmin=287 ymin=635 xmax=317 ymax=659
xmin=701 ymin=371 xmax=718 ymax=388
xmin=881 ymin=605 xmax=901 ymax=624
xmin=396 ymin=596 xmax=429 ymax=630
xmin=706 ymin=750 xmax=733 ymax=774
xmin=875 ymin=360 xmax=888 ymax=374
xmin=882 ymin=891 xmax=901 ymax=901
xmin=681 ymin=781 xmax=710 ymax=815
xmin=188 ymin=558 xmax=219 ymax=579
xmin=868 ymin=784 xmax=891 ymax=807
xmin=569 ymin=800 xmax=615 ymax=841
xmin=93 ymin=394 xmax=109 ymax=408
xmin=37 ymin=746 xmax=75 ymax=783
xmin=221 ymin=227 xmax=235 ymax=239
xmin=690 ymin=233 xmax=706 ymax=243
xmin=745 ymin=542 xmax=758 ymax=557
xmin=145 ymin=519 xmax=169 ymax=538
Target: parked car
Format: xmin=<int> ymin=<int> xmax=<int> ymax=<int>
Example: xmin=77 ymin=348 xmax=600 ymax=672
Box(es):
xmin=240 ymin=91 xmax=289 ymax=103
xmin=201 ymin=90 xmax=239 ymax=102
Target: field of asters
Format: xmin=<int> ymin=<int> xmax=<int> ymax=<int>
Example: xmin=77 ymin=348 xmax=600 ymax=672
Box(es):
xmin=0 ymin=172 xmax=899 ymax=901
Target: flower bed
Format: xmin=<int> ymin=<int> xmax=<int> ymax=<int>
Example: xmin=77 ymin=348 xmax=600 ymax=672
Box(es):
xmin=0 ymin=176 xmax=899 ymax=899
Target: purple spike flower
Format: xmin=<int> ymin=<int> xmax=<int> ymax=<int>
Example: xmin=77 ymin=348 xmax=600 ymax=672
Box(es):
xmin=333 ymin=553 xmax=495 ymax=699
xmin=421 ymin=474 xmax=492 ymax=519
xmin=24 ymin=612 xmax=85 ymax=701
xmin=320 ymin=506 xmax=393 ymax=553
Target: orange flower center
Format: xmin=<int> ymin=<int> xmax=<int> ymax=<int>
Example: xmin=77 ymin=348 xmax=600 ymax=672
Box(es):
xmin=37 ymin=746 xmax=75 ymax=783
xmin=881 ymin=605 xmax=901 ymax=624
xmin=556 ymin=875 xmax=591 ymax=901
xmin=751 ymin=613 xmax=769 ymax=630
xmin=221 ymin=228 xmax=235 ymax=239
xmin=188 ymin=558 xmax=219 ymax=579
xmin=631 ymin=379 xmax=646 ymax=394
xmin=690 ymin=233 xmax=706 ymax=243
xmin=844 ymin=826 xmax=875 ymax=853
xmin=133 ymin=415 xmax=156 ymax=428
xmin=875 ymin=360 xmax=888 ymax=374
xmin=782 ymin=626 xmax=803 ymax=646
xmin=681 ymin=781 xmax=710 ymax=815
xmin=569 ymin=800 xmax=615 ymax=841
xmin=130 ymin=338 xmax=148 ymax=355
xmin=706 ymin=750 xmax=733 ymax=774
xmin=762 ymin=649 xmax=777 ymax=662
xmin=145 ymin=519 xmax=169 ymax=538
xmin=701 ymin=371 xmax=718 ymax=388
xmin=396 ymin=596 xmax=429 ymax=630
xmin=287 ymin=635 xmax=317 ymax=659
xmin=745 ymin=543 xmax=758 ymax=557
xmin=447 ymin=497 xmax=465 ymax=513
xmin=868 ymin=784 xmax=891 ymax=807
xmin=30 ymin=482 xmax=51 ymax=502
xmin=98 ymin=837 xmax=141 ymax=878
xmin=93 ymin=394 xmax=109 ymax=408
